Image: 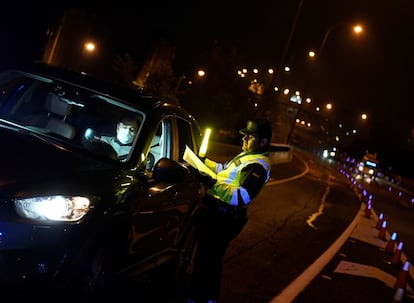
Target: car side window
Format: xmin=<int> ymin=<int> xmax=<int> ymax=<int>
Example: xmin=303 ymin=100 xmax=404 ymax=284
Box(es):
xmin=147 ymin=118 xmax=173 ymax=169
xmin=148 ymin=124 xmax=163 ymax=168
xmin=176 ymin=117 xmax=198 ymax=163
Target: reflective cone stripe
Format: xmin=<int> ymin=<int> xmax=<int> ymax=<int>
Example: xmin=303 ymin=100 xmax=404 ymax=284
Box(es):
xmin=392 ymin=288 xmax=405 ymax=303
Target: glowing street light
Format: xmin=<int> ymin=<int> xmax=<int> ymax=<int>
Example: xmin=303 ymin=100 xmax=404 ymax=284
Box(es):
xmin=197 ymin=69 xmax=206 ymax=77
xmin=353 ymin=25 xmax=363 ymax=34
xmin=78 ymin=40 xmax=97 ymax=72
xmin=84 ymin=41 xmax=96 ymax=53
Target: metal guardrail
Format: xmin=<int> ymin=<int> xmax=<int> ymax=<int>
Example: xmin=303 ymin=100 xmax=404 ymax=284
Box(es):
xmin=269 ymin=143 xmax=293 ymax=165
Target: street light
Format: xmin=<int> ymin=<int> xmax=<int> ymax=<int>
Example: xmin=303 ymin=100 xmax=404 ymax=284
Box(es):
xmin=317 ymin=23 xmax=363 ymax=59
xmin=197 ymin=69 xmax=206 ymax=77
xmin=84 ymin=41 xmax=96 ymax=53
xmin=286 ymin=22 xmax=364 ymax=144
xmin=78 ymin=40 xmax=97 ymax=72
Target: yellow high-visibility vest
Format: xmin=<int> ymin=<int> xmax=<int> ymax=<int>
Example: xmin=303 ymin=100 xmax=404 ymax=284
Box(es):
xmin=205 ymin=152 xmax=271 ymax=207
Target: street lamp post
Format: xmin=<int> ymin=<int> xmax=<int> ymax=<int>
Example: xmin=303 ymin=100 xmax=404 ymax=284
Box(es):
xmin=318 ymin=23 xmax=363 ymax=60
xmin=285 ymin=22 xmax=364 ymax=144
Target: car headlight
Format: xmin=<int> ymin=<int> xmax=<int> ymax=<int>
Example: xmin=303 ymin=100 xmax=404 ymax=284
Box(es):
xmin=14 ymin=195 xmax=91 ymax=222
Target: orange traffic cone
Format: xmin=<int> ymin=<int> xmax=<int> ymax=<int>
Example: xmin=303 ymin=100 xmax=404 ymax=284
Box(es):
xmin=394 ymin=260 xmax=410 ymax=289
xmin=392 ymin=288 xmax=405 ymax=303
xmin=376 ymin=212 xmax=384 ymax=229
xmin=385 ymin=232 xmax=398 ymax=254
xmin=378 ymin=220 xmax=387 ymax=241
xmin=365 ymin=202 xmax=372 ymax=218
xmin=391 ymin=242 xmax=404 ymax=265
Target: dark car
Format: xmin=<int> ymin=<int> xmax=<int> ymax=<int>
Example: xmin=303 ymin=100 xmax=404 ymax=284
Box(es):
xmin=0 ymin=64 xmax=206 ymax=301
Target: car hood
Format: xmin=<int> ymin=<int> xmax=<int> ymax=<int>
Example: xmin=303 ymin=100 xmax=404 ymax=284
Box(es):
xmin=0 ymin=127 xmax=120 ymax=196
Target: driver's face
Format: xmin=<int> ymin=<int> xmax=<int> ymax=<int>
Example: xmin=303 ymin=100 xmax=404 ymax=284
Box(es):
xmin=118 ymin=122 xmax=137 ymax=134
xmin=116 ymin=121 xmax=138 ymax=144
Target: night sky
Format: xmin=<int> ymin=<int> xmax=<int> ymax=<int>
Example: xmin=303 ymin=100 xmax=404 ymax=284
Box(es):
xmin=1 ymin=0 xmax=413 ymax=177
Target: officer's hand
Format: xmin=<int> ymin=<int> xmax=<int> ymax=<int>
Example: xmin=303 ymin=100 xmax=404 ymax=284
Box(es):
xmin=185 ymin=164 xmax=216 ymax=187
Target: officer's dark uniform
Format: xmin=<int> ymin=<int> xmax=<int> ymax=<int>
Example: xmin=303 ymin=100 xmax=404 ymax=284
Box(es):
xmin=188 ymin=119 xmax=272 ymax=303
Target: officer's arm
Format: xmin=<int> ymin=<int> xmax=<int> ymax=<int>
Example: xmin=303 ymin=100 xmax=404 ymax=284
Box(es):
xmin=204 ymin=158 xmax=224 ymax=173
xmin=239 ymin=163 xmax=268 ymax=200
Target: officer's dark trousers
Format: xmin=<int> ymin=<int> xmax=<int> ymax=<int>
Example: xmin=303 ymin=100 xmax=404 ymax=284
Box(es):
xmin=188 ymin=198 xmax=247 ymax=302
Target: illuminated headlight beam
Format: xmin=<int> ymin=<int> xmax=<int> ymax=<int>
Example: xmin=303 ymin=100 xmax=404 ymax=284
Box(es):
xmin=14 ymin=195 xmax=91 ymax=222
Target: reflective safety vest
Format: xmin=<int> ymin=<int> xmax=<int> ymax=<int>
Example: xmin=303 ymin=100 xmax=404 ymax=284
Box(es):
xmin=205 ymin=152 xmax=271 ymax=207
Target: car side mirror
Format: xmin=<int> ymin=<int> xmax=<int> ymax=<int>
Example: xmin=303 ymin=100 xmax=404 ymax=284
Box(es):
xmin=152 ymin=157 xmax=189 ymax=183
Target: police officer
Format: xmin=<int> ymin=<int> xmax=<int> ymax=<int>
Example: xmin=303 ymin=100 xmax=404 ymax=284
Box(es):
xmin=187 ymin=118 xmax=272 ymax=303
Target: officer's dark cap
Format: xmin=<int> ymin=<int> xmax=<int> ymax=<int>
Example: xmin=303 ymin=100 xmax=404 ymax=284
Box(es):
xmin=239 ymin=118 xmax=272 ymax=141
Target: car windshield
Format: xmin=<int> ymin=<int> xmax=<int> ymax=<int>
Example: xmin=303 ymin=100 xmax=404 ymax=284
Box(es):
xmin=0 ymin=70 xmax=145 ymax=161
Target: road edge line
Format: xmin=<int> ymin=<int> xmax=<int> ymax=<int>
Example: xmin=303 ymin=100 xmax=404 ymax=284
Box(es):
xmin=268 ymin=203 xmax=364 ymax=303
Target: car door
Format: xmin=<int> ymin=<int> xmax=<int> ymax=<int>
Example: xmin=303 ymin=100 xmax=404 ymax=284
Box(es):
xmin=126 ymin=115 xmax=203 ymax=268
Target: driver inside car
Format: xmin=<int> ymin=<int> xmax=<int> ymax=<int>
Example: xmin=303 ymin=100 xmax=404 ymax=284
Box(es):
xmin=101 ymin=117 xmax=138 ymax=158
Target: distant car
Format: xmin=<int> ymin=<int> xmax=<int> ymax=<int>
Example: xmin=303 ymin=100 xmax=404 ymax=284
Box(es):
xmin=0 ymin=64 xmax=206 ymax=300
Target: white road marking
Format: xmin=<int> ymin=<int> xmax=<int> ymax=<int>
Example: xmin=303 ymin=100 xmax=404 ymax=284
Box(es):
xmin=334 ymin=260 xmax=398 ymax=289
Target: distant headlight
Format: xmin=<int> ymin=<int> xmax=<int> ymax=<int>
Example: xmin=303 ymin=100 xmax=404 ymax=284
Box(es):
xmin=14 ymin=195 xmax=91 ymax=222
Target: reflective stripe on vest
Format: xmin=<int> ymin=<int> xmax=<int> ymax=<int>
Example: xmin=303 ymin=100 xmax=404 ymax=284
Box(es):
xmin=208 ymin=153 xmax=271 ymax=206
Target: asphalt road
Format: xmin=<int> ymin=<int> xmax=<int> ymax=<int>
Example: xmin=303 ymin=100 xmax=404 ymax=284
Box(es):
xmin=207 ymin=142 xmax=414 ymax=303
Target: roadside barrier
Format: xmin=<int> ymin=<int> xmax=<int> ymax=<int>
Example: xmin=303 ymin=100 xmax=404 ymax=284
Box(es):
xmin=365 ymin=201 xmax=372 ymax=218
xmin=376 ymin=212 xmax=384 ymax=229
xmin=385 ymin=232 xmax=398 ymax=254
xmin=394 ymin=260 xmax=410 ymax=289
xmin=337 ymin=166 xmax=414 ymax=303
xmin=391 ymin=242 xmax=404 ymax=266
xmin=392 ymin=288 xmax=405 ymax=302
xmin=378 ymin=220 xmax=388 ymax=241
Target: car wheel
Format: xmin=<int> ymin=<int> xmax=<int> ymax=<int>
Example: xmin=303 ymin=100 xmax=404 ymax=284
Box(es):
xmin=59 ymin=221 xmax=127 ymax=299
xmin=80 ymin=220 xmax=129 ymax=297
xmin=44 ymin=249 xmax=112 ymax=301
xmin=84 ymin=248 xmax=111 ymax=288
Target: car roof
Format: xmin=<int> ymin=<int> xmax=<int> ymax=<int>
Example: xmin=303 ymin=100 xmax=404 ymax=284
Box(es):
xmin=5 ymin=63 xmax=197 ymax=122
xmin=8 ymin=63 xmax=162 ymax=110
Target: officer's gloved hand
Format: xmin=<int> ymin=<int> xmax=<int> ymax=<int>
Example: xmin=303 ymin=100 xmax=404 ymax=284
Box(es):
xmin=186 ymin=164 xmax=216 ymax=188
xmin=197 ymin=171 xmax=216 ymax=188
